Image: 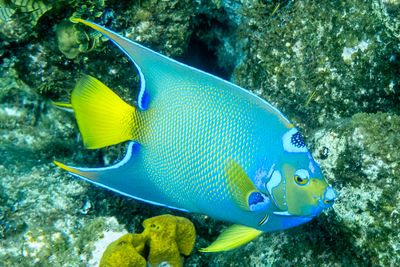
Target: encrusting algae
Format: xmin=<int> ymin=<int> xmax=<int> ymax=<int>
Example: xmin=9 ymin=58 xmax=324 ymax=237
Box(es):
xmin=56 ymin=19 xmax=100 ymax=59
xmin=99 ymin=214 xmax=196 ymax=267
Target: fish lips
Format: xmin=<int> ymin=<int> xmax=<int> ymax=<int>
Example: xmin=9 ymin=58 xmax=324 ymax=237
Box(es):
xmin=309 ymin=187 xmax=337 ymax=217
xmin=319 ymin=186 xmax=337 ymax=209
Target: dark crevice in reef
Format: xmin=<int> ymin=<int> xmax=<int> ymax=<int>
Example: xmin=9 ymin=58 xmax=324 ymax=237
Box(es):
xmin=181 ymin=10 xmax=236 ymax=81
xmin=183 ymin=36 xmax=223 ymax=77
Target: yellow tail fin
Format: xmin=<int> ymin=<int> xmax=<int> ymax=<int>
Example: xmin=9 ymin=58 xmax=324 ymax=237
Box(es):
xmin=71 ymin=75 xmax=141 ymax=149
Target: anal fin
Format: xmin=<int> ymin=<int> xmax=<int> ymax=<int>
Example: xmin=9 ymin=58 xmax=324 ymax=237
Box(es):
xmin=54 ymin=142 xmax=188 ymax=212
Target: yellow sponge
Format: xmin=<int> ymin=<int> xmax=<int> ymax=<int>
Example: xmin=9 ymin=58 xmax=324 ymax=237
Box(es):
xmin=100 ymin=214 xmax=196 ymax=267
xmin=99 ymin=233 xmax=146 ymax=267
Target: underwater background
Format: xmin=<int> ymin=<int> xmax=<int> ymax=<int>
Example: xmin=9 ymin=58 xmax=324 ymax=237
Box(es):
xmin=0 ymin=0 xmax=399 ymax=266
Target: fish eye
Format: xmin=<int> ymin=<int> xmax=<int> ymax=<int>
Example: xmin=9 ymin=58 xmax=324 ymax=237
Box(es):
xmin=294 ymin=175 xmax=308 ymax=185
xmin=293 ymin=169 xmax=310 ymax=186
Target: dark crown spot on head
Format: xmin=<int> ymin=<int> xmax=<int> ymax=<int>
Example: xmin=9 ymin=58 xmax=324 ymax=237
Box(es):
xmin=291 ymin=132 xmax=305 ymax=148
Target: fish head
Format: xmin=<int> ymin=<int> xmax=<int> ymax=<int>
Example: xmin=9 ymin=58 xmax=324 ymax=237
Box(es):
xmin=280 ymin=154 xmax=336 ymax=217
xmin=266 ymin=128 xmax=336 ymax=217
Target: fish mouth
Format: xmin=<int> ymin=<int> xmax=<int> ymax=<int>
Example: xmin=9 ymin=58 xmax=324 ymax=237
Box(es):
xmin=319 ymin=186 xmax=336 ymax=209
xmin=324 ymin=199 xmax=335 ymax=204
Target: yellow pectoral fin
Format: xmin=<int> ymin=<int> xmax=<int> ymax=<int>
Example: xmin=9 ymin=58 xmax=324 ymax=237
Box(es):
xmin=199 ymin=224 xmax=262 ymax=252
xmin=71 ymin=75 xmax=141 ymax=149
xmin=226 ymin=160 xmax=258 ymax=210
xmin=226 ymin=160 xmax=270 ymax=212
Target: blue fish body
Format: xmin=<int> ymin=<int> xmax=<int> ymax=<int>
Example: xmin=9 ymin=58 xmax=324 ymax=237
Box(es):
xmin=55 ymin=19 xmax=336 ymax=251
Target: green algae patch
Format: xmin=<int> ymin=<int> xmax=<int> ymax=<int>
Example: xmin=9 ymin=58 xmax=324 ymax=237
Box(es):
xmin=56 ymin=20 xmax=92 ymax=59
xmin=233 ymin=0 xmax=400 ymax=129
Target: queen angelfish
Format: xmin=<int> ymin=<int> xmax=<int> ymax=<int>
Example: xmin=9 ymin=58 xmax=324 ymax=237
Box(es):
xmin=54 ymin=18 xmax=336 ymax=252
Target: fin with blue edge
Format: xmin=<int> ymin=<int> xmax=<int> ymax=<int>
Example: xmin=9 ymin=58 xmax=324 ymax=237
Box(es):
xmin=199 ymin=224 xmax=262 ymax=252
xmin=71 ymin=18 xmax=156 ymax=110
xmin=70 ymin=19 xmax=294 ymax=128
xmin=226 ymin=160 xmax=270 ymax=212
xmin=54 ymin=142 xmax=188 ymax=212
xmin=71 ymin=74 xmax=142 ymax=149
xmin=70 ymin=18 xmax=228 ymax=112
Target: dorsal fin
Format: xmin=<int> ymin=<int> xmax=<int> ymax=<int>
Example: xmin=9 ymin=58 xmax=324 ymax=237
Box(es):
xmin=71 ymin=19 xmax=294 ymax=128
xmin=71 ymin=18 xmax=162 ymax=111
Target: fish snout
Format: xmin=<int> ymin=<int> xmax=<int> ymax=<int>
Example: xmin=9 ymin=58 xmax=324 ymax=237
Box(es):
xmin=320 ymin=186 xmax=336 ymax=208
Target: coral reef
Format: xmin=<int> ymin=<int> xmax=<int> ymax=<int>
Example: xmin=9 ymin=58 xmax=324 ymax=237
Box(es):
xmin=311 ymin=112 xmax=400 ymax=265
xmin=0 ymin=0 xmax=399 ymax=266
xmin=0 ymin=60 xmax=127 ymax=265
xmin=100 ymin=214 xmax=196 ymax=267
xmin=0 ymin=0 xmax=52 ymax=41
xmin=232 ymin=0 xmax=400 ymax=129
